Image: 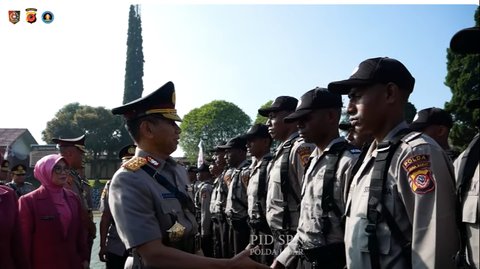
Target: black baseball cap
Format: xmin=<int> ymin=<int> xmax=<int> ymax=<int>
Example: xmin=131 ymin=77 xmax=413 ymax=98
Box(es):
xmin=217 ymin=135 xmax=247 ymax=150
xmin=241 ymin=124 xmax=270 ymax=140
xmin=410 ymin=107 xmax=453 ymax=131
xmin=258 ymin=96 xmax=298 ymax=117
xmin=284 ymin=87 xmax=342 ymax=123
xmin=187 ymin=165 xmax=199 ymax=173
xmin=197 ymin=163 xmax=210 ymax=173
xmin=208 ymin=140 xmax=227 ymax=153
xmin=450 ymin=27 xmax=480 ymax=54
xmin=328 ymin=57 xmax=415 ymax=95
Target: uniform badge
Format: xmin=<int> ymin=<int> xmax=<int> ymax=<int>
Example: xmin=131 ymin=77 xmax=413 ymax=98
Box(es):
xmin=146 ymin=156 xmax=160 ymax=168
xmin=122 ymin=156 xmax=147 ymax=171
xmin=402 ymin=154 xmax=435 ymax=194
xmin=167 ymin=221 xmax=185 ymax=242
xmin=296 ymin=146 xmax=313 ymax=167
xmin=25 ymin=8 xmax=37 ymax=24
xmin=9 ymin=11 xmax=20 ymax=24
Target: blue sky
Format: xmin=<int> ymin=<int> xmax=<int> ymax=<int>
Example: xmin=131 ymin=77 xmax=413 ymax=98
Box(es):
xmin=0 ymin=3 xmax=478 ymax=156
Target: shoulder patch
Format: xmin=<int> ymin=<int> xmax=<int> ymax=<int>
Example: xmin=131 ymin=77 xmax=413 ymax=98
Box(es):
xmin=296 ymin=146 xmax=313 ymax=167
xmin=402 ymin=154 xmax=435 ymax=194
xmin=122 ymin=156 xmax=147 ymax=171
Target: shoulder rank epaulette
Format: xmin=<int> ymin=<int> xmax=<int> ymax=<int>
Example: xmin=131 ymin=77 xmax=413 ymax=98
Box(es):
xmin=122 ymin=156 xmax=147 ymax=171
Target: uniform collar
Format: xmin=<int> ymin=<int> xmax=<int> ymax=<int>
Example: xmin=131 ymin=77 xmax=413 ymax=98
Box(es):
xmin=135 ymin=148 xmax=177 ymax=170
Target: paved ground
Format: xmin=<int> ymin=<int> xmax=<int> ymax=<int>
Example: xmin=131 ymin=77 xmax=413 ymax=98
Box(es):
xmin=90 ymin=212 xmax=105 ymax=269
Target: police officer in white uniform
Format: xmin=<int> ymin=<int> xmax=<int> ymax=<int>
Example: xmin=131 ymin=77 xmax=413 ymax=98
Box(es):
xmin=110 ymin=81 xmax=268 ymax=269
xmin=328 ymin=57 xmax=460 ymax=269
xmin=450 ymin=26 xmax=480 ymax=269
xmin=273 ymin=88 xmax=360 ymax=269
xmin=259 ymin=96 xmax=315 ymax=268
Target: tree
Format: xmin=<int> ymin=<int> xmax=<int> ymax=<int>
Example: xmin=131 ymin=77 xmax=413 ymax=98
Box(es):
xmin=254 ymin=100 xmax=273 ymax=124
xmin=444 ymin=7 xmax=480 ymax=151
xmin=42 ymin=103 xmax=128 ymax=178
xmin=404 ymin=101 xmax=417 ymax=124
xmin=123 ymin=4 xmax=144 ymax=104
xmin=180 ymin=100 xmax=251 ymax=161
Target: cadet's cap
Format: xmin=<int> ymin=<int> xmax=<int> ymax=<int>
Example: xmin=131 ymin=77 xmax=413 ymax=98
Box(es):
xmin=187 ymin=166 xmax=199 ymax=173
xmin=258 ymin=96 xmax=298 ymax=117
xmin=241 ymin=124 xmax=270 ymax=140
xmin=410 ymin=107 xmax=453 ymax=131
xmin=467 ymin=99 xmax=480 ymax=109
xmin=284 ymin=87 xmax=342 ymax=123
xmin=197 ymin=163 xmax=210 ymax=173
xmin=118 ymin=144 xmax=136 ymax=161
xmin=208 ymin=140 xmax=227 ymax=153
xmin=339 ymin=122 xmax=353 ymax=131
xmin=1 ymin=160 xmax=10 ymax=172
xmin=11 ymin=164 xmax=26 ymax=175
xmin=328 ymin=57 xmax=415 ymax=95
xmin=450 ymin=27 xmax=480 ymax=54
xmin=217 ymin=135 xmax=247 ymax=150
xmin=52 ymin=134 xmax=86 ymax=153
xmin=111 ymin=81 xmax=181 ymax=122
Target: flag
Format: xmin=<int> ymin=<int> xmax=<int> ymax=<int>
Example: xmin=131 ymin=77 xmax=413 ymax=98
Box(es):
xmin=197 ymin=139 xmax=205 ymax=168
xmin=3 ymin=145 xmax=12 ymax=160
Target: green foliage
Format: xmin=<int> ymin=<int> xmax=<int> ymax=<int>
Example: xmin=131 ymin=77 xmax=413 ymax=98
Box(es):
xmin=123 ymin=4 xmax=144 ymax=104
xmin=42 ymin=103 xmax=131 ymax=161
xmin=404 ymin=101 xmax=417 ymax=124
xmin=444 ymin=7 xmax=480 ymax=151
xmin=180 ymin=100 xmax=251 ymax=162
xmin=254 ymin=100 xmax=273 ymax=124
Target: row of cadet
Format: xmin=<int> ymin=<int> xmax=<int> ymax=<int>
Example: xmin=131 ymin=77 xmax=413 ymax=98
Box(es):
xmin=0 ymin=26 xmax=478 ymax=269
xmin=102 ymin=26 xmax=478 ymax=269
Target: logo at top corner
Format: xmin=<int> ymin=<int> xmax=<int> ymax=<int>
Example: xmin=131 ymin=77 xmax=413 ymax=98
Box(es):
xmin=8 ymin=10 xmax=20 ymax=24
xmin=42 ymin=11 xmax=54 ymax=24
xmin=25 ymin=8 xmax=37 ymax=24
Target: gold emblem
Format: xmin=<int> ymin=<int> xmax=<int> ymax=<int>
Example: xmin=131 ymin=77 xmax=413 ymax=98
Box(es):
xmin=122 ymin=156 xmax=147 ymax=171
xmin=167 ymin=221 xmax=185 ymax=242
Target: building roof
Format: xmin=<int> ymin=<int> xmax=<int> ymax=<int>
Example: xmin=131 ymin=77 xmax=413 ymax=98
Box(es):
xmin=0 ymin=128 xmax=35 ymax=147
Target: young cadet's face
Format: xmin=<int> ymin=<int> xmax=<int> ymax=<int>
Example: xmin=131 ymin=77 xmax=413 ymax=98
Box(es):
xmin=266 ymin=111 xmax=291 ymax=141
xmin=297 ymin=109 xmax=329 ymax=144
xmin=347 ymin=84 xmax=386 ymax=135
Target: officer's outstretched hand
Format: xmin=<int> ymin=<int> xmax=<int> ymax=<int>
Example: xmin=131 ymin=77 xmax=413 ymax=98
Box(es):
xmin=229 ymin=244 xmax=270 ymax=269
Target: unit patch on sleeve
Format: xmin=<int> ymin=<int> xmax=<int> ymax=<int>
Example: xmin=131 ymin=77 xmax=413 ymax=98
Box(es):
xmin=297 ymin=146 xmax=312 ymax=167
xmin=402 ymin=154 xmax=435 ymax=194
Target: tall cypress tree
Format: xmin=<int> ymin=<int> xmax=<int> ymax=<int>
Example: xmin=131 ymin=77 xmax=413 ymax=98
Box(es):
xmin=123 ymin=4 xmax=144 ymax=104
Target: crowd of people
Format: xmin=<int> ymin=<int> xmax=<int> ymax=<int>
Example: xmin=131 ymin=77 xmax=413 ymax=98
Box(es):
xmin=0 ymin=26 xmax=478 ymax=269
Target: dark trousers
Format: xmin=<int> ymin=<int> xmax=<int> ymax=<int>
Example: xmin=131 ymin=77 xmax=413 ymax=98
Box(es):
xmin=201 ymin=235 xmax=214 ymax=257
xmin=228 ymin=217 xmax=250 ymax=255
xmin=250 ymin=229 xmax=274 ymax=265
xmin=298 ymin=242 xmax=346 ymax=269
xmin=106 ymin=252 xmax=128 ymax=269
xmin=272 ymin=230 xmax=298 ymax=269
xmin=212 ymin=216 xmax=231 ymax=258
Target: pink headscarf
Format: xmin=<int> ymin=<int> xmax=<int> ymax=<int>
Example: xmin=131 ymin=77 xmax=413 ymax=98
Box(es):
xmin=34 ymin=154 xmax=67 ymax=190
xmin=34 ymin=154 xmax=72 ymax=236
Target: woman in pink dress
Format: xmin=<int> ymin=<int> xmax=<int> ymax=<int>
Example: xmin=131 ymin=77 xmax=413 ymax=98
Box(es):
xmin=18 ymin=154 xmax=89 ymax=269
